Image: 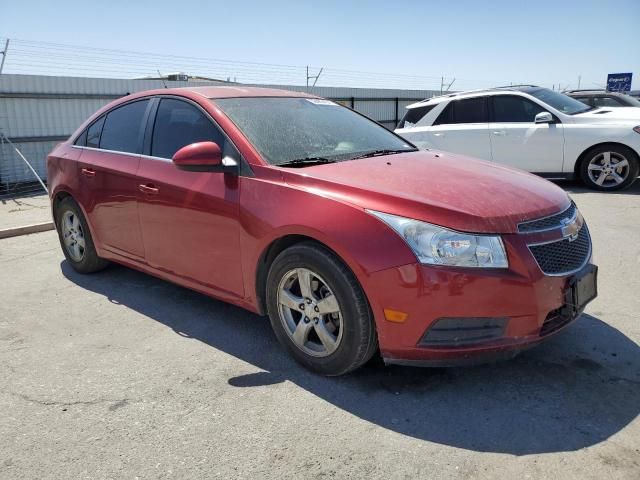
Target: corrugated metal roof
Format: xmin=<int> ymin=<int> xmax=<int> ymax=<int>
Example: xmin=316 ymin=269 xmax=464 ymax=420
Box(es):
xmin=0 ymin=74 xmax=439 ymax=185
xmin=0 ymin=74 xmax=438 ymax=99
xmin=0 ymin=74 xmax=229 ymax=95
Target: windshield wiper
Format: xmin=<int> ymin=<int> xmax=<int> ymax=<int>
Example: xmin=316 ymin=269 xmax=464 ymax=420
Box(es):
xmin=349 ymin=148 xmax=417 ymax=160
xmin=277 ymin=157 xmax=337 ymax=167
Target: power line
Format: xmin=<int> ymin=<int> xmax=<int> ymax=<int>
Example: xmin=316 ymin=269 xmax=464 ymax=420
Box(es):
xmin=0 ymin=37 xmax=599 ymax=91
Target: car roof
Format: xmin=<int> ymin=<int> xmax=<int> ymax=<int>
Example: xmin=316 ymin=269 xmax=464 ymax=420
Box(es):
xmin=565 ymin=90 xmax=625 ymax=96
xmin=188 ymin=86 xmax=318 ymax=99
xmin=117 ymin=86 xmax=319 ymax=105
xmin=405 ymin=85 xmax=539 ymax=109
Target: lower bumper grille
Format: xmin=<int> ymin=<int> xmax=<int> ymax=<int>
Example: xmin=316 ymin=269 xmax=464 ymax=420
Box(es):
xmin=540 ymin=307 xmax=574 ymax=336
xmin=529 ymin=225 xmax=591 ymax=275
xmin=419 ymin=317 xmax=507 ymax=347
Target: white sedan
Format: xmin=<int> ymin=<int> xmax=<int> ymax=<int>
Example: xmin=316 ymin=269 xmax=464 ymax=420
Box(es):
xmin=395 ymin=86 xmax=640 ymax=190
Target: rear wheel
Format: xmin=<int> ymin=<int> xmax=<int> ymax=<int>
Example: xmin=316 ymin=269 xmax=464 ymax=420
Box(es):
xmin=55 ymin=197 xmax=108 ymax=273
xmin=266 ymin=242 xmax=377 ymax=376
xmin=579 ymin=145 xmax=639 ymax=191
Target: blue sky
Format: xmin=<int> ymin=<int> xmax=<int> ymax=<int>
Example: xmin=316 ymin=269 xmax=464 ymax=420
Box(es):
xmin=2 ymin=0 xmax=639 ymax=90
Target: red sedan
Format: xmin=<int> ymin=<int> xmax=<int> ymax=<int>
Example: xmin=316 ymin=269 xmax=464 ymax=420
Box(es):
xmin=47 ymin=87 xmax=597 ymax=375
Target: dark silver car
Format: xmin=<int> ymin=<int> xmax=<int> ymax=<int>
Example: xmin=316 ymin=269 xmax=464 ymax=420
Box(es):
xmin=566 ymin=90 xmax=640 ymax=108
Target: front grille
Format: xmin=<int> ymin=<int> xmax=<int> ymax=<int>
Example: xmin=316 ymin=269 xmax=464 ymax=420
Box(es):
xmin=518 ymin=202 xmax=577 ymax=233
xmin=528 ymin=224 xmax=591 ymax=275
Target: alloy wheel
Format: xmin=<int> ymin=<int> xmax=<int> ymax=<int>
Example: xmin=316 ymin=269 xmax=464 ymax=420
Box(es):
xmin=61 ymin=210 xmax=86 ymax=262
xmin=276 ymin=267 xmax=343 ymax=357
xmin=587 ymin=151 xmax=630 ymax=188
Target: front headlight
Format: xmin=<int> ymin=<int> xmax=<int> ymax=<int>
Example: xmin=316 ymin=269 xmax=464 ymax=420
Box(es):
xmin=368 ymin=210 xmax=508 ymax=268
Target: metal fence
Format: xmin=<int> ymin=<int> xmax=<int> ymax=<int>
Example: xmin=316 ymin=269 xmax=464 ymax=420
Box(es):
xmin=0 ymin=74 xmax=437 ymax=199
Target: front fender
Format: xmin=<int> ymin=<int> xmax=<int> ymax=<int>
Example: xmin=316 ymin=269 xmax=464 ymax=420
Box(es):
xmin=238 ymin=177 xmax=416 ymax=311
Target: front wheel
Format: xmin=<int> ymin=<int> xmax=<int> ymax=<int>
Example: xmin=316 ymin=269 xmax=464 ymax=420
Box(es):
xmin=265 ymin=242 xmax=377 ymax=376
xmin=579 ymin=145 xmax=639 ymax=191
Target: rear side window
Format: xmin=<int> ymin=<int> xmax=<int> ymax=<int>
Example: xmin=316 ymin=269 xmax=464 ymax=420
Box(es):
xmin=434 ymin=97 xmax=488 ymax=125
xmin=398 ymin=104 xmax=436 ymax=128
xmin=99 ymin=100 xmax=149 ymax=154
xmin=491 ymin=95 xmax=545 ymax=122
xmin=573 ymin=96 xmax=592 ymax=105
xmin=86 ymin=116 xmax=105 ymax=148
xmin=151 ymin=98 xmax=225 ymax=159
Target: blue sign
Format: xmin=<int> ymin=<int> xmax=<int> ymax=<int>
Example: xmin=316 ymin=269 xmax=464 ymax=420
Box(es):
xmin=607 ymin=73 xmax=632 ymax=92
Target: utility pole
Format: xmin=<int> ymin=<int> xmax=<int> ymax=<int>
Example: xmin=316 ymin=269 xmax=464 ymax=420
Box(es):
xmin=578 ymin=75 xmax=581 ymax=89
xmin=306 ymin=66 xmax=323 ymax=91
xmin=444 ymin=78 xmax=455 ymax=93
xmin=0 ymin=39 xmax=10 ymax=75
xmin=440 ymin=76 xmax=455 ymax=94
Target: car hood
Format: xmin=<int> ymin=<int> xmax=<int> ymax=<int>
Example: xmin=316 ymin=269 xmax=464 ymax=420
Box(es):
xmin=281 ymin=151 xmax=570 ymax=234
xmin=571 ymin=107 xmax=640 ymax=123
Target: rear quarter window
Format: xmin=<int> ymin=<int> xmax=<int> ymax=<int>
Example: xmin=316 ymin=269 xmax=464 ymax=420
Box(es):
xmin=74 ymin=129 xmax=88 ymax=147
xmin=398 ymin=104 xmax=436 ymax=128
xmin=86 ymin=116 xmax=105 ymax=148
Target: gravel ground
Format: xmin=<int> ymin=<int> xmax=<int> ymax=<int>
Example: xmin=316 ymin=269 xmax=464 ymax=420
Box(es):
xmin=1 ymin=181 xmax=639 ymax=479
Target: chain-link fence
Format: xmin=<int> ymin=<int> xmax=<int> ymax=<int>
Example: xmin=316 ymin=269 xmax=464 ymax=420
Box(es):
xmin=0 ymin=133 xmax=49 ymax=199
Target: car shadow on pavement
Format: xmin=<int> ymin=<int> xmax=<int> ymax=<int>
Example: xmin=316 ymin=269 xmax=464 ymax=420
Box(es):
xmin=557 ymin=179 xmax=640 ymax=195
xmin=61 ymin=261 xmax=640 ymax=456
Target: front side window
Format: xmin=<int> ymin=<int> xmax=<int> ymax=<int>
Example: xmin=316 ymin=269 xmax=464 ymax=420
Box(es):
xmin=86 ymin=116 xmax=105 ymax=148
xmin=434 ymin=97 xmax=488 ymax=125
xmin=214 ymin=97 xmax=415 ymax=166
xmin=398 ymin=104 xmax=436 ymax=128
xmin=492 ymin=95 xmax=546 ymax=122
xmin=99 ymin=100 xmax=149 ymax=154
xmin=151 ymin=98 xmax=226 ymax=159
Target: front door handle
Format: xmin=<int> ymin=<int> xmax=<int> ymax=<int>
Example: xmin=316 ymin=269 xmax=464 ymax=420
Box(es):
xmin=81 ymin=168 xmax=96 ymax=177
xmin=138 ymin=184 xmax=159 ymax=195
xmin=433 ymin=132 xmax=445 ymax=137
xmin=492 ymin=131 xmax=506 ymax=136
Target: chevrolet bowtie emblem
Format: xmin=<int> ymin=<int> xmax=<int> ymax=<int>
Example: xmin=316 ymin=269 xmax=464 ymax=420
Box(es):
xmin=561 ymin=213 xmax=583 ymax=242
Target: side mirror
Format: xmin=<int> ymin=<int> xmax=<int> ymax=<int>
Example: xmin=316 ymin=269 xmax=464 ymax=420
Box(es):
xmin=534 ymin=111 xmax=554 ymax=124
xmin=172 ymin=141 xmax=237 ymax=173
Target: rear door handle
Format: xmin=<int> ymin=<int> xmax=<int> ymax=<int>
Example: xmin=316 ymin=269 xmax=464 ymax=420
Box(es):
xmin=81 ymin=168 xmax=96 ymax=177
xmin=433 ymin=133 xmax=445 ymax=137
xmin=492 ymin=131 xmax=506 ymax=136
xmin=138 ymin=183 xmax=159 ymax=195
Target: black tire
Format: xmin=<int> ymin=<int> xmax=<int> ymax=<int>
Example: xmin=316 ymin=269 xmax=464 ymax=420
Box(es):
xmin=55 ymin=196 xmax=109 ymax=274
xmin=579 ymin=144 xmax=639 ymax=191
xmin=265 ymin=242 xmax=377 ymax=376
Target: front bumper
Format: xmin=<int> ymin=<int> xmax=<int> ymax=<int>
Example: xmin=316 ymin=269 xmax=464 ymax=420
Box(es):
xmin=364 ymin=231 xmax=596 ymax=366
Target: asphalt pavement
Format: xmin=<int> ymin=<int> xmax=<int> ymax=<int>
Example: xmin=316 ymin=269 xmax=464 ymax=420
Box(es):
xmin=1 ymin=181 xmax=639 ymax=479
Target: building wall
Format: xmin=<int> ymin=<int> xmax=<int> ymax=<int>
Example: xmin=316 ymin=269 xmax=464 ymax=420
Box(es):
xmin=0 ymin=74 xmax=437 ymax=185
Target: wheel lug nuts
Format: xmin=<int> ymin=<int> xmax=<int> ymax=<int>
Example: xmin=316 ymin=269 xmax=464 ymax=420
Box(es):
xmin=299 ymin=304 xmax=305 ymax=310
xmin=306 ymin=298 xmax=312 ymax=304
xmin=303 ymin=317 xmax=310 ymax=323
xmin=314 ymin=306 xmax=319 ymax=312
xmin=313 ymin=317 xmax=319 ymax=324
